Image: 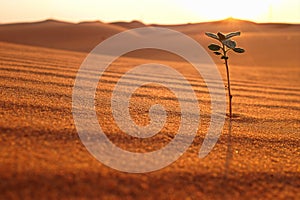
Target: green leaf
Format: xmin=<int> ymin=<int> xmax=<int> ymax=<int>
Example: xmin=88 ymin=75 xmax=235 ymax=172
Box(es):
xmin=205 ymin=32 xmax=219 ymax=40
xmin=208 ymin=44 xmax=221 ymax=51
xmin=225 ymin=31 xmax=241 ymax=39
xmin=233 ymin=47 xmax=245 ymax=53
xmin=221 ymin=56 xmax=229 ymax=60
xmin=214 ymin=52 xmax=222 ymax=55
xmin=223 ymin=40 xmax=236 ymax=49
xmin=217 ymin=32 xmax=226 ymax=41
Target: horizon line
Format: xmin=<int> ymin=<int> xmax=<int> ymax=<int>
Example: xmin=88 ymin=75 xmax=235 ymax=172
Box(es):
xmin=1 ymin=17 xmax=300 ymax=26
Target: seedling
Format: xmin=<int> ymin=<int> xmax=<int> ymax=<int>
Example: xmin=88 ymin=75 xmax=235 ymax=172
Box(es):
xmin=205 ymin=31 xmax=245 ymax=118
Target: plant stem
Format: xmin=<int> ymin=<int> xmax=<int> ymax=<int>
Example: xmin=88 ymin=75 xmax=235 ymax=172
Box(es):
xmin=224 ymin=58 xmax=232 ymax=117
xmin=222 ymin=44 xmax=232 ymax=117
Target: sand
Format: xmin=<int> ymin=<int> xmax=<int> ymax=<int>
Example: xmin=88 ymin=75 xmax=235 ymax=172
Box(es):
xmin=0 ymin=19 xmax=299 ymax=199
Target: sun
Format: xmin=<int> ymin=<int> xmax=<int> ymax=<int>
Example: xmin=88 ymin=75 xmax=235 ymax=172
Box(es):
xmin=177 ymin=0 xmax=283 ymax=22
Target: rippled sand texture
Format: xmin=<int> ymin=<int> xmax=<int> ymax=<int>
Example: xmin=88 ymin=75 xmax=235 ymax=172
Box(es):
xmin=0 ymin=19 xmax=299 ymax=199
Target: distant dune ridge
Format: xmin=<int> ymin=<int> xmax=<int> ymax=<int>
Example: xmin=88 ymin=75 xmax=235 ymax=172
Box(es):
xmin=0 ymin=18 xmax=299 ymax=67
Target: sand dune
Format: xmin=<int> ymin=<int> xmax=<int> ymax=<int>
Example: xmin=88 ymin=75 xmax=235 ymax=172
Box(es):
xmin=0 ymin=18 xmax=299 ymax=199
xmin=111 ymin=20 xmax=146 ymax=29
xmin=0 ymin=18 xmax=299 ymax=67
xmin=0 ymin=40 xmax=299 ymax=199
xmin=0 ymin=19 xmax=127 ymax=52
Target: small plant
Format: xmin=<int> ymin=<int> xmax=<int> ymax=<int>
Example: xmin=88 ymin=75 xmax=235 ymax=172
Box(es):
xmin=205 ymin=31 xmax=245 ymax=118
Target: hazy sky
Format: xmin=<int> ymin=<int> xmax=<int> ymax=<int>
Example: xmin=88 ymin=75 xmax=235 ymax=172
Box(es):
xmin=0 ymin=0 xmax=299 ymax=24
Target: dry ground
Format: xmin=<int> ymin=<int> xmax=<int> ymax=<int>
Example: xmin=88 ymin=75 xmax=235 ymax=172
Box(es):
xmin=0 ymin=39 xmax=299 ymax=200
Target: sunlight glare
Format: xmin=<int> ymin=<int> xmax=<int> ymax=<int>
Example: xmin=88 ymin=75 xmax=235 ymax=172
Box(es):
xmin=178 ymin=0 xmax=284 ymax=21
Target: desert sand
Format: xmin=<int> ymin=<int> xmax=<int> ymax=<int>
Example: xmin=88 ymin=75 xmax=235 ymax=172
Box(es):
xmin=0 ymin=19 xmax=299 ymax=199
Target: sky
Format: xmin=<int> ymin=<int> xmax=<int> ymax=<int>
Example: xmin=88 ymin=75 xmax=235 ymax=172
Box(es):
xmin=0 ymin=0 xmax=299 ymax=24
